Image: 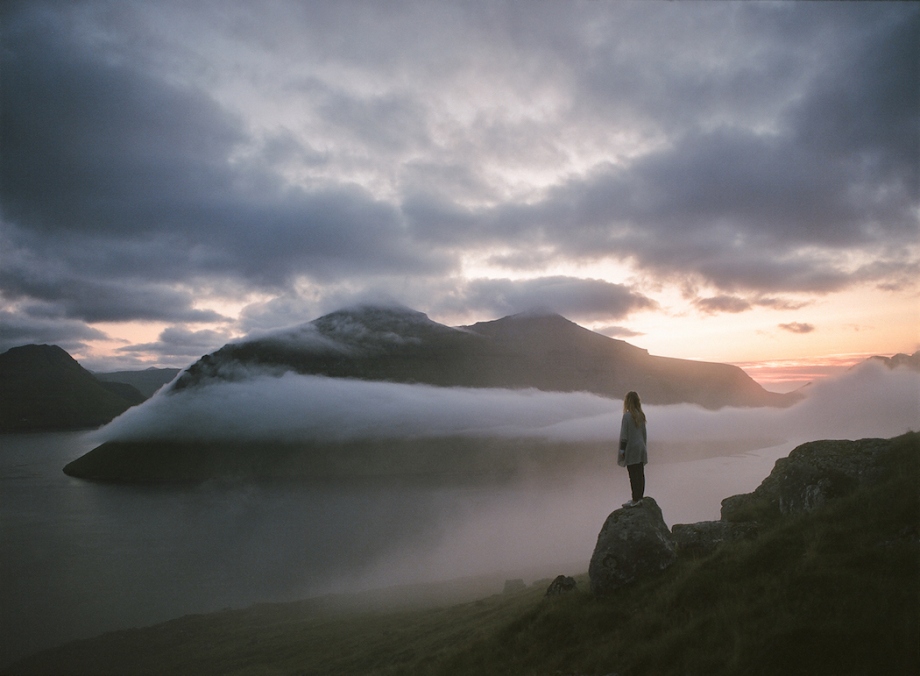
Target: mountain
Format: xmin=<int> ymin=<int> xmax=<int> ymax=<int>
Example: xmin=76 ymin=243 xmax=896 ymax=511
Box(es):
xmin=0 ymin=345 xmax=145 ymax=432
xmin=172 ymin=304 xmax=797 ymax=409
xmin=95 ymin=367 xmax=181 ymax=398
xmin=61 ymin=305 xmax=799 ymax=482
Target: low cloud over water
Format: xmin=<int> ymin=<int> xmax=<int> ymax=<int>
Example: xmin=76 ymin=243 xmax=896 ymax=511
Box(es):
xmin=97 ymin=359 xmax=918 ymax=450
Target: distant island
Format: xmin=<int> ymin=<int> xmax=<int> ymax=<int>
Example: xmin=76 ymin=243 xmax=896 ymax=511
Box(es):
xmin=0 ymin=345 xmax=179 ymax=433
xmin=0 ymin=345 xmax=143 ymax=433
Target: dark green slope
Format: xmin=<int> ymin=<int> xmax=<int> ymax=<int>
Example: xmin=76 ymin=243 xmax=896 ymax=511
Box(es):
xmin=0 ymin=344 xmax=144 ymax=432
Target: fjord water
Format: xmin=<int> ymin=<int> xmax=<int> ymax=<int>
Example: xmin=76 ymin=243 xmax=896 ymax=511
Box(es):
xmin=0 ymin=431 xmax=793 ymax=667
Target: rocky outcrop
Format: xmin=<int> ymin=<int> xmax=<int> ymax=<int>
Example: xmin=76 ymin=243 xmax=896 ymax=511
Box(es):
xmin=720 ymin=437 xmax=893 ymax=523
xmin=588 ymin=435 xmax=916 ymax=595
xmin=589 ymin=497 xmax=676 ymax=597
xmin=544 ymin=575 xmax=577 ymax=596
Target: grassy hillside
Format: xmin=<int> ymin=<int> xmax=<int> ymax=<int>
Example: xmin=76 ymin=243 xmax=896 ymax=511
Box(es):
xmin=8 ymin=433 xmax=918 ymax=676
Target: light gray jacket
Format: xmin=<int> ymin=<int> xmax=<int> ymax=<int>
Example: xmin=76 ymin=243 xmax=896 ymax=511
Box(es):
xmin=619 ymin=411 xmax=648 ymax=466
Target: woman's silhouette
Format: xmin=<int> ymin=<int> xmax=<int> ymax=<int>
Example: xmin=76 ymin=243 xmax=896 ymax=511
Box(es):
xmin=619 ymin=390 xmax=647 ymax=508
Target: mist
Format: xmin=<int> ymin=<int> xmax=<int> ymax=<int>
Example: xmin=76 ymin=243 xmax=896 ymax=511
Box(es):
xmin=328 ymin=360 xmax=918 ymax=594
xmin=97 ymin=359 xmax=919 ymax=450
xmin=93 ymin=357 xmax=919 ymax=590
xmin=90 ymin=357 xmax=918 ymax=594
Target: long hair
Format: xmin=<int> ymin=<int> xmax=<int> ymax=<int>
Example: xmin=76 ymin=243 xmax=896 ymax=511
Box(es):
xmin=623 ymin=390 xmax=646 ymax=426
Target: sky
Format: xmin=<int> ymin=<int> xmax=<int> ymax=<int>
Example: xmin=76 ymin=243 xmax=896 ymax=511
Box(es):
xmin=1 ymin=0 xmax=918 ymax=390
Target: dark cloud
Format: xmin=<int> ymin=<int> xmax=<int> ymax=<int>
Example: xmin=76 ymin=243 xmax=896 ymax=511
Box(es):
xmin=695 ymin=294 xmax=812 ymax=316
xmin=0 ymin=311 xmax=108 ymax=355
xmin=437 ymin=276 xmax=657 ymax=321
xmin=779 ymin=322 xmax=815 ymax=335
xmin=405 ymin=5 xmax=918 ymax=294
xmin=695 ymin=296 xmax=752 ymax=315
xmin=0 ymin=8 xmax=244 ymax=238
xmin=0 ymin=1 xmax=915 ymax=362
xmin=476 ymin=110 xmax=915 ymax=293
xmin=314 ymin=86 xmax=432 ymax=155
xmin=790 ymin=6 xmax=919 ymax=189
xmin=756 ymin=297 xmax=810 ymax=312
xmin=0 ymin=4 xmax=449 ymax=323
xmin=0 ymin=265 xmax=226 ymax=324
xmin=119 ymin=327 xmax=235 ymax=359
xmin=257 ymin=128 xmax=331 ymax=170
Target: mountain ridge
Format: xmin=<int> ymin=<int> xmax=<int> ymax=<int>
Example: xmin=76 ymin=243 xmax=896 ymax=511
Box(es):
xmin=172 ymin=304 xmax=797 ymax=410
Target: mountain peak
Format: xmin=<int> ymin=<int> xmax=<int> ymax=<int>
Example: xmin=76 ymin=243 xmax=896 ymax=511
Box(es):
xmin=310 ymin=303 xmax=455 ymax=345
xmin=463 ymin=310 xmax=600 ymax=343
xmin=0 ymin=344 xmax=82 ymax=374
xmin=314 ymin=302 xmax=433 ymax=327
xmin=463 ymin=310 xmax=570 ymax=328
xmin=505 ymin=306 xmax=567 ymax=319
xmin=505 ymin=309 xmax=571 ymax=322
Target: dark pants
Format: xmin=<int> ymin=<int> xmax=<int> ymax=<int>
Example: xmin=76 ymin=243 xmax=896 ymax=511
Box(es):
xmin=627 ymin=463 xmax=645 ymax=502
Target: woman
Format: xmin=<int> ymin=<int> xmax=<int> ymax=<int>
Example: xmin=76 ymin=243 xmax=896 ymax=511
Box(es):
xmin=618 ymin=391 xmax=648 ymax=508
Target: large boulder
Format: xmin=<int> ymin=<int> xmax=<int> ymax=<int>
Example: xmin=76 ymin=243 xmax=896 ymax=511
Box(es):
xmin=544 ymin=575 xmax=577 ymax=597
xmin=589 ymin=497 xmax=676 ymax=596
xmin=721 ymin=437 xmax=893 ymax=523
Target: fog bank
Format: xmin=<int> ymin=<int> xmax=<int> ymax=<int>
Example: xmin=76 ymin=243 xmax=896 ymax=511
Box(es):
xmin=98 ymin=360 xmax=917 ymax=449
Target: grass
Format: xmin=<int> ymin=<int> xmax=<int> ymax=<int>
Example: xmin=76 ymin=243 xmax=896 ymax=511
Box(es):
xmin=8 ymin=433 xmax=919 ymax=676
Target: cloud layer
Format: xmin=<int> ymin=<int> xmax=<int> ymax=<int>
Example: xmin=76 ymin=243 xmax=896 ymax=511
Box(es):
xmin=98 ymin=360 xmax=919 ymax=452
xmin=1 ymin=1 xmax=917 ymax=361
